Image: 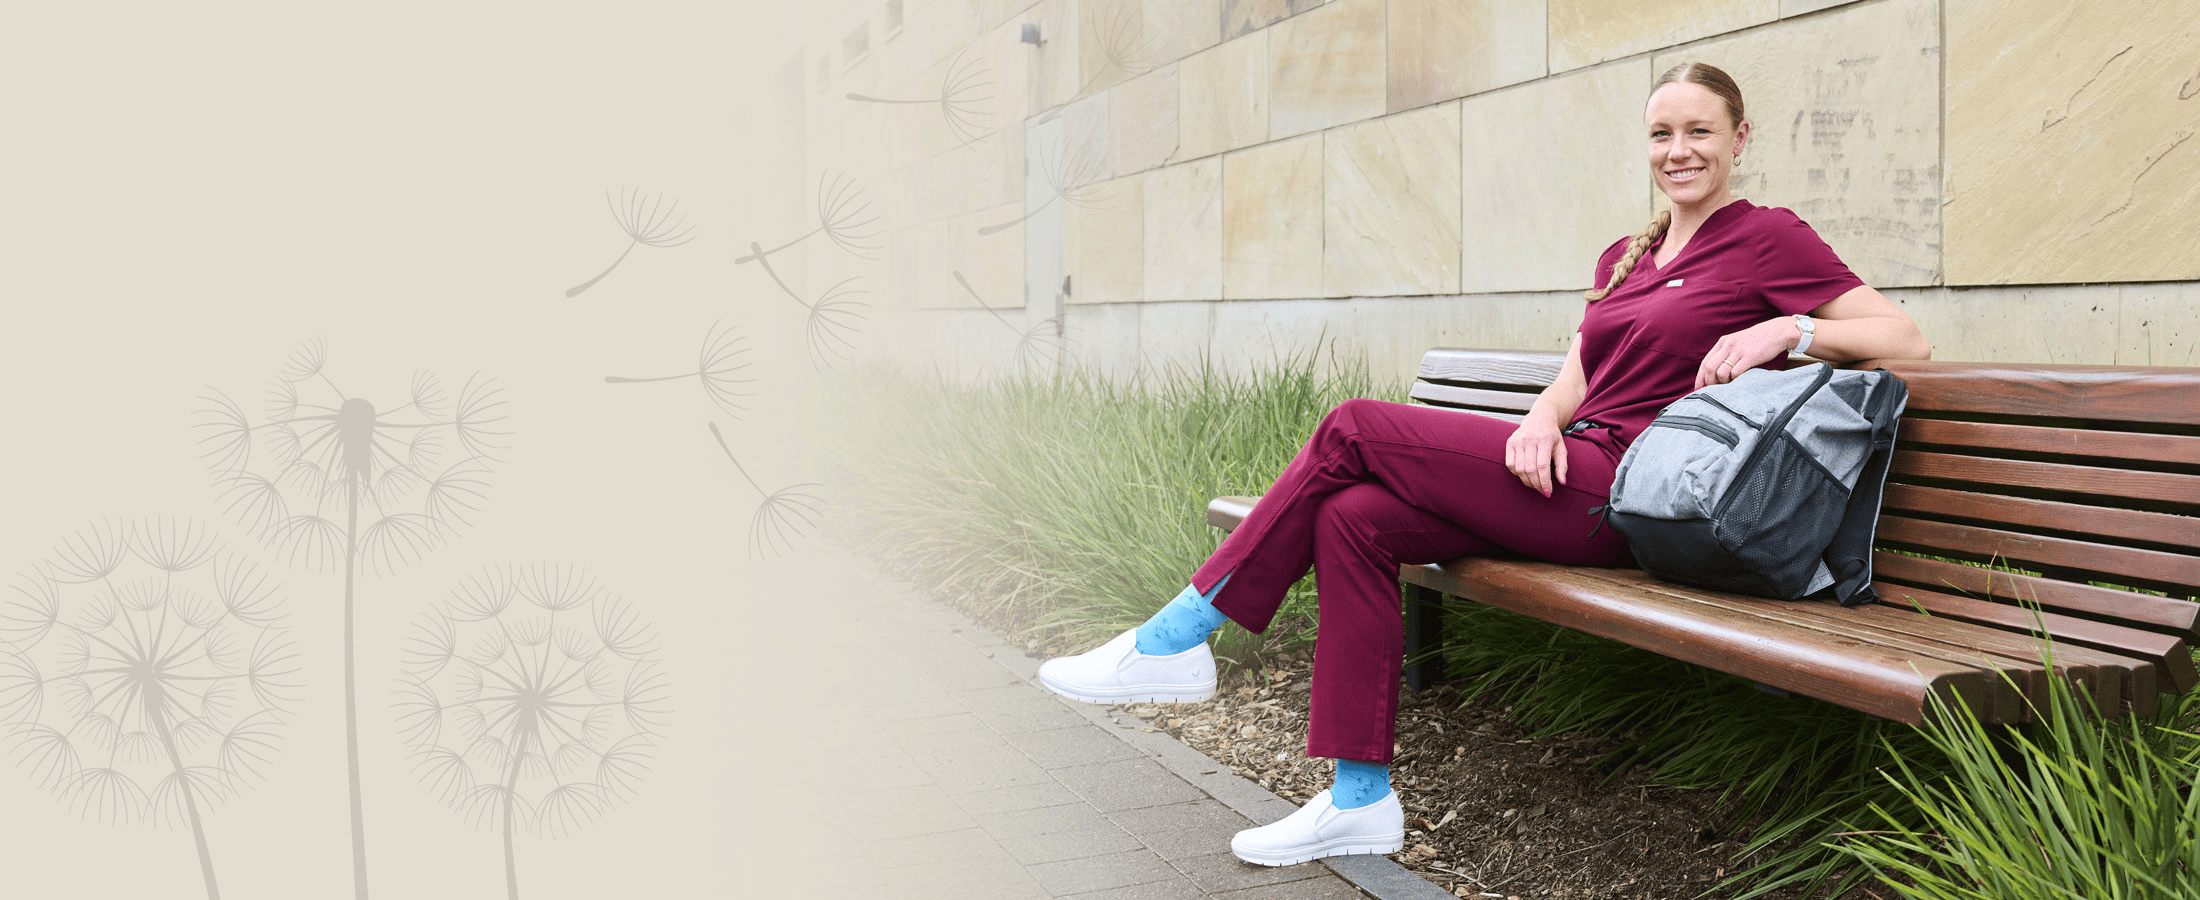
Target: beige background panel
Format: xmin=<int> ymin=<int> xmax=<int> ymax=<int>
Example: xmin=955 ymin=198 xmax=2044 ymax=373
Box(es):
xmin=1144 ymin=156 xmax=1228 ymax=300
xmin=1208 ymin=292 xmax=1588 ymax=383
xmin=1061 ymin=91 xmax=1117 ymax=186
xmin=1896 ymin=285 xmax=2123 ymax=363
xmin=1268 ymin=0 xmax=1389 ymax=139
xmin=1180 ymin=27 xmax=1273 ymax=160
xmin=1325 ymin=101 xmax=1465 ymax=297
xmin=1550 ymin=0 xmax=1775 ymax=73
xmin=1225 ymin=133 xmax=1328 ymax=298
xmin=1110 ymin=63 xmax=1184 ymax=174
xmin=1065 ymin=173 xmax=1149 ymax=304
xmin=1656 ymin=0 xmax=1942 ymax=288
xmin=1945 ymin=0 xmax=2200 ymax=284
xmin=1461 ymin=60 xmax=1656 ymax=293
xmin=1388 ymin=0 xmax=1548 ymax=114
xmin=1225 ymin=0 xmax=1297 ymax=39
xmin=918 ymin=201 xmax=1029 ymax=309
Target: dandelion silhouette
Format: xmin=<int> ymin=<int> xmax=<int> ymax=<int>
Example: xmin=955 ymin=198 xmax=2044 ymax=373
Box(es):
xmin=953 ymin=270 xmax=1074 ymax=375
xmin=979 ymin=128 xmax=1119 ymax=236
xmin=734 ymin=170 xmax=882 ymax=265
xmin=394 ymin=563 xmax=666 ymax=900
xmin=844 ymin=47 xmax=997 ymax=150
xmin=194 ymin=338 xmax=508 ymax=900
xmin=1 ymin=518 xmax=299 ymax=900
xmin=565 ymin=187 xmax=699 ymax=298
xmin=745 ymin=241 xmax=870 ymax=370
xmin=1076 ymin=0 xmax=1164 ymax=99
xmin=706 ymin=422 xmax=823 ymax=560
xmin=602 ymin=320 xmax=757 ymax=418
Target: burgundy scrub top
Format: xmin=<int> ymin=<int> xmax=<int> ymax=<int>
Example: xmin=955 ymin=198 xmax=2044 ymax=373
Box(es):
xmin=1571 ymin=199 xmax=1865 ymax=447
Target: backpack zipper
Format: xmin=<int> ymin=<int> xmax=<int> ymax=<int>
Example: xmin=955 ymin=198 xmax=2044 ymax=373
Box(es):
xmin=1647 ymin=415 xmax=1738 ymax=447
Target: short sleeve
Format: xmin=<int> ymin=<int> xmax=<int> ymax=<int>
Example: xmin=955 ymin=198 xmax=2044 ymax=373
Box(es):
xmin=1591 ymin=236 xmax=1630 ymax=293
xmin=1754 ymin=209 xmax=1865 ymax=316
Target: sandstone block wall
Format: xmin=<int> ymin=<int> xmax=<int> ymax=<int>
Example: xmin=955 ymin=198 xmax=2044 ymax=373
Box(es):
xmin=779 ymin=0 xmax=2199 ymax=384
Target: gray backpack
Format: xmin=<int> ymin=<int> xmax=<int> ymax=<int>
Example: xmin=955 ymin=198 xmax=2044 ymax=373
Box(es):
xmin=1597 ymin=364 xmax=1907 ymax=606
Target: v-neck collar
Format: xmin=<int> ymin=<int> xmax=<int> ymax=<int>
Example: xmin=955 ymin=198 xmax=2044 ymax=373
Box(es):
xmin=1643 ymin=198 xmax=1752 ymax=274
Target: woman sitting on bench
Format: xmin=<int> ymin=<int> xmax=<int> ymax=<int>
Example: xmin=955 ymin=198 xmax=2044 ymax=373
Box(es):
xmin=1038 ymin=61 xmax=1933 ymax=867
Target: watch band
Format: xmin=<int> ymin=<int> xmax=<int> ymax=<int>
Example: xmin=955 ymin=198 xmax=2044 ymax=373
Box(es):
xmin=1792 ymin=314 xmax=1816 ymax=355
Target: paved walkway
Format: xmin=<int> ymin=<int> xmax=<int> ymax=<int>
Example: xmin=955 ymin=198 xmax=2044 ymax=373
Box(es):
xmin=749 ymin=543 xmax=1453 ymax=900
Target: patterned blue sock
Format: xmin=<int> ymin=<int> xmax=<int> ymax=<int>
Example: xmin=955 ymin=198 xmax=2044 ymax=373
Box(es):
xmin=1133 ymin=572 xmax=1232 ymax=656
xmin=1331 ymin=758 xmax=1393 ymax=810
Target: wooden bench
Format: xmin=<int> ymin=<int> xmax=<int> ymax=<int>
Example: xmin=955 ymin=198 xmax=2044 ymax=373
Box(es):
xmin=1205 ymin=349 xmax=2200 ymax=724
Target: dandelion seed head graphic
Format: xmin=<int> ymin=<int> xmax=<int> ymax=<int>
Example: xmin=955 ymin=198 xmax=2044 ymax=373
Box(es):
xmin=196 ymin=341 xmax=507 ymax=575
xmin=1 ymin=519 xmax=297 ymax=830
xmin=395 ymin=564 xmax=666 ymax=841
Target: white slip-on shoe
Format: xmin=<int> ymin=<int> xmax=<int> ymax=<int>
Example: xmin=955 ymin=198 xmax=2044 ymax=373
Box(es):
xmin=1036 ymin=628 xmax=1216 ymax=704
xmin=1230 ymin=789 xmax=1405 ymax=867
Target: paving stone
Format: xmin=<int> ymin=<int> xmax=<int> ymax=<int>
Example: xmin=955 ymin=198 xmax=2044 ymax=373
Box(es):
xmin=809 ymin=740 xmax=935 ymax=794
xmin=1138 ymin=821 xmax=1249 ymax=862
xmin=1176 ymin=850 xmax=1328 ymax=892
xmin=883 ymin=710 xmax=995 ymax=739
xmin=953 ymin=685 xmax=1094 ymax=734
xmin=863 ymin=826 xmax=1004 ymax=868
xmin=864 ymin=697 xmax=972 ymax=722
xmin=998 ymin=822 xmax=1147 ymax=865
xmin=952 ymin=780 xmax=1090 ymax=817
xmin=1052 ymin=757 xmax=1207 ymax=813
xmin=1024 ymin=846 xmax=1185 ymax=896
xmin=1055 ymin=878 xmax=1210 ymax=900
xmin=1006 ymin=723 xmax=1146 ymax=768
xmin=977 ymin=801 xmax=1120 ymax=840
xmin=1318 ymin=853 xmax=1453 ymax=899
xmin=878 ymin=851 xmax=1046 ymax=900
xmin=825 ymin=784 xmax=979 ymax=842
xmin=1109 ymin=798 xmax=1253 ymax=834
xmin=913 ymin=742 xmax=1061 ymax=794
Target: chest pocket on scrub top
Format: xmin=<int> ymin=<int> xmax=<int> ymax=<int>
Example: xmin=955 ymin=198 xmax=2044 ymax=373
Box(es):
xmin=1628 ymin=278 xmax=1744 ymax=359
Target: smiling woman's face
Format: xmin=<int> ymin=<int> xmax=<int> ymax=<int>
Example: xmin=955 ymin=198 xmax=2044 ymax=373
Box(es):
xmin=1645 ymin=81 xmax=1748 ymax=210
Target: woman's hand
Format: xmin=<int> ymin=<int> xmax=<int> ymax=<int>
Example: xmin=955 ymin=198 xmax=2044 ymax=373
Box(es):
xmin=1506 ymin=412 xmax=1568 ymax=497
xmin=1695 ymin=317 xmax=1804 ymax=389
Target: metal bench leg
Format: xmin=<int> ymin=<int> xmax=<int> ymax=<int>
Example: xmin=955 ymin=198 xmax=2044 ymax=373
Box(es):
xmin=1403 ymin=583 xmax=1448 ymax=691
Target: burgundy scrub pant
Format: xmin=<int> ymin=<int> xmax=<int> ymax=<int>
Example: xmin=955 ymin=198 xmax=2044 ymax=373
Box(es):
xmin=1188 ymin=398 xmax=1636 ymax=764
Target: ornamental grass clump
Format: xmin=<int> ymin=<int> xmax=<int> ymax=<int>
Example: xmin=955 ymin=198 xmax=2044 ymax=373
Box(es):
xmin=1831 ymin=647 xmax=2200 ymax=900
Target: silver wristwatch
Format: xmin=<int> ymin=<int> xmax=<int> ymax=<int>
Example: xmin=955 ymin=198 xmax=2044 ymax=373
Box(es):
xmin=1791 ymin=314 xmax=1816 ymax=355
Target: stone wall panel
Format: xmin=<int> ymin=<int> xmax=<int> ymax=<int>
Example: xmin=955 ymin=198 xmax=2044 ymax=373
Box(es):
xmin=1324 ymin=101 xmax=1462 ymax=296
xmin=1110 ymin=64 xmax=1182 ymax=174
xmin=1389 ymin=0 xmax=1546 ymax=113
xmin=1180 ymin=29 xmax=1271 ymax=159
xmin=1145 ymin=157 xmax=1226 ymax=300
xmin=1461 ymin=60 xmax=1654 ymax=293
xmin=1946 ymin=0 xmax=2200 ymax=284
xmin=1064 ymin=173 xmax=1145 ymax=304
xmin=1550 ymin=0 xmax=1774 ymax=73
xmin=1224 ymin=133 xmax=1325 ymax=299
xmin=1269 ymin=0 xmax=1387 ymax=139
xmin=1655 ymin=0 xmax=1941 ymax=288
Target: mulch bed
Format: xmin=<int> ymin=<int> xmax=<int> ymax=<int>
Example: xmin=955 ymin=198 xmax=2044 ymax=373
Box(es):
xmin=1110 ymin=650 xmax=1838 ymax=900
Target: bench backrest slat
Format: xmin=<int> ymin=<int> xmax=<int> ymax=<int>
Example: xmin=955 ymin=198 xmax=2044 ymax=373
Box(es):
xmin=1884 ymin=484 xmax=2199 ymax=553
xmin=1885 ymin=362 xmax=2200 ymax=425
xmin=1412 ymin=347 xmax=2200 ymax=648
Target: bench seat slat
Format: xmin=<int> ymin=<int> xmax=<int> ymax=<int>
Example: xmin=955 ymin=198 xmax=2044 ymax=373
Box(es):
xmin=1415 ymin=559 xmax=1996 ymax=725
xmin=1897 ymin=418 xmax=2200 ymax=468
xmin=1872 ymin=552 xmax=2200 ymax=639
xmin=1882 ymin=484 xmax=2200 ymax=553
xmin=1889 ymin=452 xmax=2200 ymax=509
xmin=1876 ymin=515 xmax=2200 ymax=593
xmin=1880 ymin=361 xmax=2200 ymax=425
xmin=1560 ymin=566 xmax=2140 ymax=719
xmin=1872 ymin=580 xmax=2198 ymax=693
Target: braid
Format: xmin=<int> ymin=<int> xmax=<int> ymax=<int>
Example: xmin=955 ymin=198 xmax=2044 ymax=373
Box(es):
xmin=1584 ymin=209 xmax=1672 ymax=302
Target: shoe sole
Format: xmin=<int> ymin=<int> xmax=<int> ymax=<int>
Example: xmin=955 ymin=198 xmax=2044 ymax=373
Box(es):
xmin=1037 ymin=672 xmax=1215 ymax=705
xmin=1232 ymin=836 xmax=1406 ymax=867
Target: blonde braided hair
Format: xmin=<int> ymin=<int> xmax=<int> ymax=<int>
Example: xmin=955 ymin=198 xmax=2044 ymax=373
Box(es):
xmin=1584 ymin=209 xmax=1672 ymax=302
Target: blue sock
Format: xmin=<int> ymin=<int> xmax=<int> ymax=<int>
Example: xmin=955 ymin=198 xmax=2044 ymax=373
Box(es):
xmin=1133 ymin=572 xmax=1232 ymax=656
xmin=1331 ymin=758 xmax=1392 ymax=810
